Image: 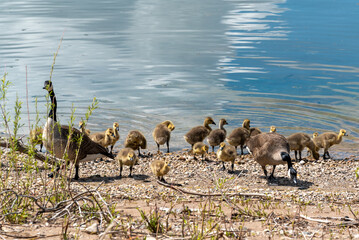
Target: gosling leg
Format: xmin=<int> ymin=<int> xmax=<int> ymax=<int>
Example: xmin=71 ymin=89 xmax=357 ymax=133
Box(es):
xmin=294 ymin=150 xmax=298 ymax=161
xmin=221 ymin=161 xmax=226 ymax=171
xmin=166 ymin=140 xmax=170 ymax=153
xmin=156 ymin=142 xmax=161 ymax=154
xmin=129 ymin=165 xmax=133 ymax=178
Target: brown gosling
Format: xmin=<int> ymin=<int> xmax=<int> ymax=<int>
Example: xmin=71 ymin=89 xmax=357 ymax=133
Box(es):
xmin=306 ymin=132 xmax=319 ymax=157
xmin=207 ymin=118 xmax=228 ymax=152
xmin=79 ymin=121 xmax=91 ymax=136
xmin=246 ymin=133 xmax=297 ymax=184
xmin=150 ymin=159 xmax=170 ymax=182
xmin=110 ymin=122 xmax=120 ymax=154
xmin=226 ymin=119 xmax=250 ymax=155
xmin=313 ymin=129 xmax=347 ymax=159
xmin=193 ymin=142 xmax=209 ymax=160
xmin=125 ymin=130 xmax=147 ymax=156
xmin=287 ymin=133 xmax=319 ymax=161
xmin=184 ymin=117 xmax=216 ymax=149
xmin=152 ymin=120 xmax=175 ymax=153
xmin=217 ymin=142 xmax=237 ymax=173
xmin=269 ymin=126 xmax=277 ymax=133
xmin=89 ymin=128 xmax=115 ymax=149
xmin=116 ymin=147 xmax=138 ymax=178
xmin=30 ymin=127 xmax=43 ymax=152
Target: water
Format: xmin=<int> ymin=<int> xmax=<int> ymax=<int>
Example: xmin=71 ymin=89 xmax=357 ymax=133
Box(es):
xmin=0 ymin=0 xmax=358 ymax=152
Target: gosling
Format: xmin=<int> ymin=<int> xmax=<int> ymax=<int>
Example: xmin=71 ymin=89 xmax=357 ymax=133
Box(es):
xmin=125 ymin=130 xmax=147 ymax=157
xmin=29 ymin=127 xmax=43 ymax=152
xmin=89 ymin=128 xmax=115 ymax=149
xmin=207 ymin=118 xmax=228 ymax=152
xmin=287 ymin=133 xmax=319 ymax=161
xmin=226 ymin=119 xmax=251 ymax=156
xmin=184 ymin=117 xmax=216 ymax=149
xmin=152 ymin=120 xmax=175 ymax=153
xmin=313 ymin=129 xmax=347 ymax=159
xmin=193 ymin=142 xmax=209 ymax=161
xmin=246 ymin=133 xmax=297 ymax=184
xmin=217 ymin=142 xmax=237 ymax=173
xmin=116 ymin=148 xmax=138 ymax=178
xmin=150 ymin=159 xmax=170 ymax=183
xmin=110 ymin=122 xmax=120 ymax=154
xmin=269 ymin=126 xmax=277 ymax=133
xmin=79 ymin=121 xmax=91 ymax=136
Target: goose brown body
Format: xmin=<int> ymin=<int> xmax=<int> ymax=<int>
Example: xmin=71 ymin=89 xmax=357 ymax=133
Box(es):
xmin=246 ymin=133 xmax=297 ymax=184
xmin=125 ymin=130 xmax=147 ymax=156
xmin=150 ymin=159 xmax=170 ymax=182
xmin=313 ymin=129 xmax=347 ymax=159
xmin=184 ymin=117 xmax=216 ymax=148
xmin=226 ymin=119 xmax=251 ymax=155
xmin=287 ymin=133 xmax=319 ymax=160
xmin=152 ymin=120 xmax=175 ymax=153
xmin=116 ymin=147 xmax=138 ymax=177
xmin=207 ymin=118 xmax=228 ymax=152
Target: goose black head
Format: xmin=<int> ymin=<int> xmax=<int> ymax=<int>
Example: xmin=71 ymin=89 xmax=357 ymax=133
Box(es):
xmin=288 ymin=167 xmax=298 ymax=184
xmin=43 ymin=81 xmax=53 ymax=91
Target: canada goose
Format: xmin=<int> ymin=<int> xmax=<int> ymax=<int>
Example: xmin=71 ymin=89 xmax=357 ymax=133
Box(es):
xmin=207 ymin=118 xmax=228 ymax=152
xmin=287 ymin=133 xmax=319 ymax=161
xmin=184 ymin=117 xmax=216 ymax=149
xmin=42 ymin=81 xmax=114 ymax=180
xmin=246 ymin=132 xmax=297 ymax=184
xmin=193 ymin=142 xmax=209 ymax=160
xmin=152 ymin=120 xmax=175 ymax=153
xmin=124 ymin=130 xmax=147 ymax=156
xmin=150 ymin=159 xmax=170 ymax=182
xmin=226 ymin=119 xmax=250 ymax=155
xmin=89 ymin=128 xmax=115 ymax=149
xmin=270 ymin=126 xmax=277 ymax=133
xmin=30 ymin=127 xmax=43 ymax=152
xmin=313 ymin=129 xmax=347 ymax=159
xmin=115 ymin=147 xmax=138 ymax=178
xmin=250 ymin=127 xmax=262 ymax=137
xmin=79 ymin=121 xmax=91 ymax=136
xmin=110 ymin=122 xmax=120 ymax=154
xmin=217 ymin=142 xmax=237 ymax=173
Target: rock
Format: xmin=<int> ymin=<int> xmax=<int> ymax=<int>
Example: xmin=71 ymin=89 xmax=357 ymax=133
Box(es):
xmin=85 ymin=222 xmax=99 ymax=234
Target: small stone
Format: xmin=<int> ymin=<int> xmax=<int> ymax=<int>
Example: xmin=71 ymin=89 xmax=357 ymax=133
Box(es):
xmin=85 ymin=222 xmax=99 ymax=234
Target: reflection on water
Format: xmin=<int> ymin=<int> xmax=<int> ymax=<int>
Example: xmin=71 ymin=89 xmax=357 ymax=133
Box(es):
xmin=0 ymin=0 xmax=358 ymax=152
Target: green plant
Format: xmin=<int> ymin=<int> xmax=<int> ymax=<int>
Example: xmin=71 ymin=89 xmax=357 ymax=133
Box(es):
xmin=138 ymin=206 xmax=164 ymax=234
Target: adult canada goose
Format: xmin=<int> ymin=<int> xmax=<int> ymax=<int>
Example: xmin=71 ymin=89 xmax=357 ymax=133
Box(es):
xmin=150 ymin=159 xmax=170 ymax=182
xmin=217 ymin=142 xmax=237 ymax=173
xmin=30 ymin=127 xmax=43 ymax=152
xmin=89 ymin=128 xmax=115 ymax=149
xmin=42 ymin=81 xmax=114 ymax=180
xmin=110 ymin=122 xmax=120 ymax=154
xmin=152 ymin=120 xmax=175 ymax=153
xmin=287 ymin=133 xmax=319 ymax=161
xmin=246 ymin=132 xmax=297 ymax=184
xmin=184 ymin=117 xmax=216 ymax=149
xmin=79 ymin=121 xmax=91 ymax=136
xmin=226 ymin=119 xmax=250 ymax=155
xmin=207 ymin=118 xmax=228 ymax=152
xmin=313 ymin=129 xmax=347 ymax=159
xmin=250 ymin=127 xmax=262 ymax=137
xmin=270 ymin=126 xmax=277 ymax=133
xmin=115 ymin=147 xmax=138 ymax=178
xmin=125 ymin=130 xmax=147 ymax=156
xmin=193 ymin=142 xmax=209 ymax=160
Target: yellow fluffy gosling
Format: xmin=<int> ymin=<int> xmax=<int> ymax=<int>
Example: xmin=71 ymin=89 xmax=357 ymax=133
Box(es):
xmin=270 ymin=126 xmax=277 ymax=133
xmin=125 ymin=130 xmax=147 ymax=157
xmin=89 ymin=128 xmax=115 ymax=149
xmin=193 ymin=142 xmax=209 ymax=161
xmin=217 ymin=142 xmax=237 ymax=173
xmin=79 ymin=121 xmax=91 ymax=136
xmin=152 ymin=120 xmax=175 ymax=153
xmin=110 ymin=122 xmax=120 ymax=154
xmin=150 ymin=159 xmax=170 ymax=182
xmin=116 ymin=147 xmax=138 ymax=178
xmin=313 ymin=129 xmax=347 ymax=159
xmin=30 ymin=127 xmax=43 ymax=152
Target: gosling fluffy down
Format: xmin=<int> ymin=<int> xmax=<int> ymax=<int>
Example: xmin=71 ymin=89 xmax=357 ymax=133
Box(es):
xmin=207 ymin=118 xmax=228 ymax=152
xmin=116 ymin=147 xmax=138 ymax=178
xmin=79 ymin=121 xmax=91 ymax=136
xmin=313 ymin=129 xmax=347 ymax=159
xmin=153 ymin=120 xmax=175 ymax=153
xmin=150 ymin=159 xmax=170 ymax=182
xmin=125 ymin=130 xmax=147 ymax=156
xmin=226 ymin=119 xmax=250 ymax=155
xmin=110 ymin=122 xmax=120 ymax=154
xmin=287 ymin=133 xmax=319 ymax=161
xmin=184 ymin=117 xmax=216 ymax=148
xmin=217 ymin=142 xmax=237 ymax=173
xmin=246 ymin=133 xmax=297 ymax=184
xmin=193 ymin=142 xmax=209 ymax=160
xmin=89 ymin=128 xmax=115 ymax=148
xmin=30 ymin=127 xmax=43 ymax=152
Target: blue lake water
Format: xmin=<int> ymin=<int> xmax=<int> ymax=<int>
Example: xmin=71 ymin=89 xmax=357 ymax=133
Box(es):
xmin=0 ymin=0 xmax=358 ymax=152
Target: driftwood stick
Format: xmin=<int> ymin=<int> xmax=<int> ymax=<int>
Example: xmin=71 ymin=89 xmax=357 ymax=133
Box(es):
xmin=156 ymin=180 xmax=269 ymax=198
xmin=300 ymin=214 xmax=331 ymax=224
xmin=0 ymin=138 xmax=63 ymax=166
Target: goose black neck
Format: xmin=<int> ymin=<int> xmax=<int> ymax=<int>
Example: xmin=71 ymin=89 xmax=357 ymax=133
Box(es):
xmin=280 ymin=152 xmax=293 ymax=169
xmin=48 ymin=90 xmax=57 ymax=122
